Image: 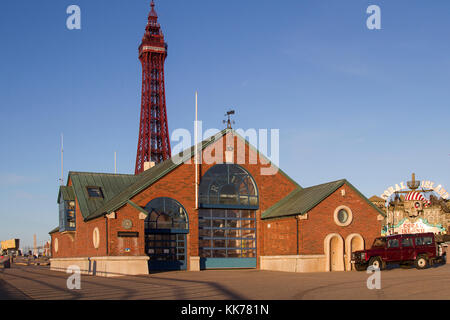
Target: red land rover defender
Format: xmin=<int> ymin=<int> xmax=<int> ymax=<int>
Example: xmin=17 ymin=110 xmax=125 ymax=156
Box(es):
xmin=351 ymin=232 xmax=446 ymax=271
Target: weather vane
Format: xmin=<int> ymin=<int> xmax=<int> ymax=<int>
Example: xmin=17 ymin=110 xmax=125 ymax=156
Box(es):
xmin=223 ymin=109 xmax=235 ymax=129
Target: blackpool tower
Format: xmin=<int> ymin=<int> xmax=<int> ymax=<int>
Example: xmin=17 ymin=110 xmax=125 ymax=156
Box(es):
xmin=135 ymin=0 xmax=171 ymax=174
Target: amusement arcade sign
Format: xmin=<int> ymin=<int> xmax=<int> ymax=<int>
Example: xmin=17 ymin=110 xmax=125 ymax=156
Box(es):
xmin=381 ymin=180 xmax=449 ymax=201
xmin=383 ymin=218 xmax=446 ymax=236
xmin=394 ymin=218 xmax=445 ymax=234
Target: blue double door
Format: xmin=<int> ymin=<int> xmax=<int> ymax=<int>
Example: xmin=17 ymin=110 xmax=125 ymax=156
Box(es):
xmin=146 ymin=232 xmax=187 ymax=271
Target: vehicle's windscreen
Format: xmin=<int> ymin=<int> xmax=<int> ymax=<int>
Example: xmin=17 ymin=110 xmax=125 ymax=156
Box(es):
xmin=372 ymin=238 xmax=386 ymax=247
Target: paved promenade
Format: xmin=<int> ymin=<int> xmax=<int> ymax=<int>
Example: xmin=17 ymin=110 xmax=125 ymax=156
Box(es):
xmin=1 ymin=264 xmax=450 ymax=300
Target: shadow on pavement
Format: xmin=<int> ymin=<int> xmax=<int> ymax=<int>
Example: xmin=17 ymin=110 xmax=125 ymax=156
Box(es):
xmin=0 ymin=276 xmax=30 ymax=300
xmin=383 ymin=262 xmax=447 ymax=271
xmin=2 ymin=265 xmax=246 ymax=300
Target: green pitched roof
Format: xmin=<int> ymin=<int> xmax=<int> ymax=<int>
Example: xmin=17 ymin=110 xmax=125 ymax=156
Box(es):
xmin=68 ymin=172 xmax=138 ymax=219
xmin=85 ymin=128 xmax=301 ymax=221
xmin=57 ymin=186 xmax=75 ymax=203
xmin=262 ymin=179 xmax=386 ymax=220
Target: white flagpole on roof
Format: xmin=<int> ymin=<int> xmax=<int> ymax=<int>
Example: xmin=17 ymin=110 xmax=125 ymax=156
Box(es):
xmin=61 ymin=133 xmax=64 ymax=186
xmin=195 ymin=91 xmax=199 ymax=209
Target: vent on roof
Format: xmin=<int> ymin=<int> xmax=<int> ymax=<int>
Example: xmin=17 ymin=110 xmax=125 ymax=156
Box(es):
xmin=87 ymin=186 xmax=104 ymax=199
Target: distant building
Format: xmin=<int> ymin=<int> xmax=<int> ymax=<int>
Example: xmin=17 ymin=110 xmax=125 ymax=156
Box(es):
xmin=368 ymin=195 xmax=385 ymax=210
xmin=1 ymin=239 xmax=20 ymax=255
xmin=43 ymin=241 xmax=51 ymax=257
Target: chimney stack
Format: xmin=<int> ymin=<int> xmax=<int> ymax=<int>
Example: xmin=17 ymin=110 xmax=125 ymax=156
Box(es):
xmin=143 ymin=161 xmax=156 ymax=171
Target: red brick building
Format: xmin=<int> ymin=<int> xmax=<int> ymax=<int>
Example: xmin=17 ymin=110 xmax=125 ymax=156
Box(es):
xmin=49 ymin=129 xmax=385 ymax=276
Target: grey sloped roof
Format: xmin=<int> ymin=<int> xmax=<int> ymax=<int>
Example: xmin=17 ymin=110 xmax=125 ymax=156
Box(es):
xmin=69 ymin=172 xmax=138 ymax=219
xmin=84 ymin=128 xmax=301 ymax=221
xmin=262 ymin=179 xmax=386 ymax=220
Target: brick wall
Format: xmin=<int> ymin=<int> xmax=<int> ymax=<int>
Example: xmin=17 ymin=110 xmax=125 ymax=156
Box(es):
xmin=262 ymin=216 xmax=298 ymax=256
xmin=107 ymin=203 xmax=146 ymax=256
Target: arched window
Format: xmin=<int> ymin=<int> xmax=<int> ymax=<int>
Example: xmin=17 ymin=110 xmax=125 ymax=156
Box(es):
xmin=144 ymin=197 xmax=189 ymax=233
xmin=199 ymin=164 xmax=259 ymax=209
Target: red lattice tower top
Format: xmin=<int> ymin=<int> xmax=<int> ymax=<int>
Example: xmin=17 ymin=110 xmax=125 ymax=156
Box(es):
xmin=135 ymin=0 xmax=171 ymax=174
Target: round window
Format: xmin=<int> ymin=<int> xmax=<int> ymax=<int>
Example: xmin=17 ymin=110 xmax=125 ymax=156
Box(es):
xmin=333 ymin=205 xmax=353 ymax=226
xmin=337 ymin=209 xmax=349 ymax=224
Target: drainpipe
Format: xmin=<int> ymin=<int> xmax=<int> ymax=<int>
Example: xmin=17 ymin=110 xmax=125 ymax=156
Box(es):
xmin=296 ymin=215 xmax=300 ymax=255
xmin=194 ymin=91 xmax=199 ymax=210
xmin=105 ymin=215 xmax=109 ymax=256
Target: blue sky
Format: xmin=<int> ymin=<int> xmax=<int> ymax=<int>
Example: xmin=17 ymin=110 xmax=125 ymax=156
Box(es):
xmin=1 ymin=0 xmax=449 ymax=248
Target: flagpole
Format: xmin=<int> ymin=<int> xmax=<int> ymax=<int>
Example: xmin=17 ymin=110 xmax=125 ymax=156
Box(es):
xmin=61 ymin=133 xmax=64 ymax=185
xmin=195 ymin=91 xmax=199 ymax=209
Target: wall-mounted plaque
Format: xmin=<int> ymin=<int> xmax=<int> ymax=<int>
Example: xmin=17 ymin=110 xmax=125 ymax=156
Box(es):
xmin=117 ymin=231 xmax=139 ymax=238
xmin=122 ymin=219 xmax=133 ymax=230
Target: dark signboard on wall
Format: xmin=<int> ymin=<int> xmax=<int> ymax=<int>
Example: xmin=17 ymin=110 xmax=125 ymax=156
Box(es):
xmin=117 ymin=231 xmax=139 ymax=238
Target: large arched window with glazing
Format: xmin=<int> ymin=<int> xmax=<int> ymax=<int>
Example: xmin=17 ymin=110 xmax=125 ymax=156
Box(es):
xmin=144 ymin=197 xmax=189 ymax=233
xmin=199 ymin=164 xmax=258 ymax=209
xmin=198 ymin=164 xmax=258 ymax=268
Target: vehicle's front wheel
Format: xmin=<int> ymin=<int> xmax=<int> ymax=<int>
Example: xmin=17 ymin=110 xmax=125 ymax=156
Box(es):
xmin=415 ymin=255 xmax=428 ymax=270
xmin=368 ymin=257 xmax=384 ymax=270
